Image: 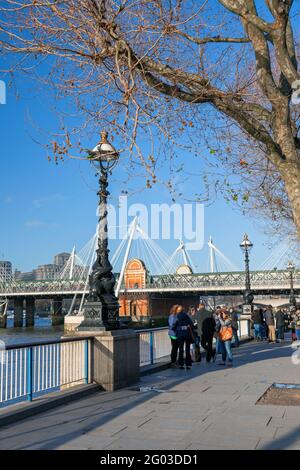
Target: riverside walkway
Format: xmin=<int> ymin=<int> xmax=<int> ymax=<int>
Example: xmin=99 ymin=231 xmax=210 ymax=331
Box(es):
xmin=0 ymin=339 xmax=300 ymax=450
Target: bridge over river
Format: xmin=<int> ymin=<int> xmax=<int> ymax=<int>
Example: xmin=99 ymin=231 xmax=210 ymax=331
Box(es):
xmin=1 ymin=268 xmax=299 ymax=298
xmin=1 ymin=226 xmax=298 ymax=327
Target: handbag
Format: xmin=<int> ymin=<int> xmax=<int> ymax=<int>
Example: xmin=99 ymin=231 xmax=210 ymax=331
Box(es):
xmin=219 ymin=326 xmax=233 ymax=342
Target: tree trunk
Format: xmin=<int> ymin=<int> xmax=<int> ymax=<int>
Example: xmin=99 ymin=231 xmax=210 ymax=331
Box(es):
xmin=280 ymin=161 xmax=300 ymax=236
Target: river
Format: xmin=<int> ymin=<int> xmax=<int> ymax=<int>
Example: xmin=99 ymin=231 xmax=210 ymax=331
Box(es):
xmin=0 ymin=316 xmax=64 ymax=346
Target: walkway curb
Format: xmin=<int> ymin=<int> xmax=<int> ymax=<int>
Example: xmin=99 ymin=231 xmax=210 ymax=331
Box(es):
xmin=0 ymin=383 xmax=101 ymax=428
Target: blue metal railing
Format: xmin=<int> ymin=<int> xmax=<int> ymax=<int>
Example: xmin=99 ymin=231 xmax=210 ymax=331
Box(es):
xmin=137 ymin=327 xmax=169 ymax=366
xmin=0 ymin=337 xmax=92 ymax=408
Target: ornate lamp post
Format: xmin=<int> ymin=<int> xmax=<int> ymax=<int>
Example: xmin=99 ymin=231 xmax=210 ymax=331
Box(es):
xmin=78 ymin=131 xmax=120 ymax=331
xmin=240 ymin=233 xmax=254 ymax=307
xmin=287 ymin=261 xmax=296 ymax=308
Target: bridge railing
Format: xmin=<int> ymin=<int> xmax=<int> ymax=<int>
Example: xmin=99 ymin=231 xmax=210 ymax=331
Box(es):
xmin=1 ymin=269 xmax=300 ymax=295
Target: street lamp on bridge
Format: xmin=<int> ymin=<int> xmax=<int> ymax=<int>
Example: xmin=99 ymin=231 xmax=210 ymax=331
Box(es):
xmin=240 ymin=234 xmax=254 ymax=308
xmin=287 ymin=260 xmax=296 ymax=309
xmin=78 ymin=131 xmax=120 ymax=331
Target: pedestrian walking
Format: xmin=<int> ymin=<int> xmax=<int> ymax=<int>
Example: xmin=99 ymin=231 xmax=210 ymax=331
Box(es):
xmin=173 ymin=305 xmax=194 ymax=370
xmin=214 ymin=307 xmax=222 ymax=360
xmin=218 ymin=309 xmax=233 ymax=366
xmin=275 ymin=308 xmax=285 ymax=342
xmin=264 ymin=306 xmax=276 ymax=343
xmin=188 ymin=305 xmax=199 ymax=362
xmin=229 ymin=307 xmax=239 ymax=347
xmin=168 ymin=304 xmax=179 ymax=368
xmin=251 ymin=307 xmax=264 ymax=341
xmin=195 ymin=302 xmax=216 ymax=362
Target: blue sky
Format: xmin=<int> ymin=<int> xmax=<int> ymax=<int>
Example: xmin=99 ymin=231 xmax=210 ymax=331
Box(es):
xmin=0 ymin=78 xmax=276 ymax=274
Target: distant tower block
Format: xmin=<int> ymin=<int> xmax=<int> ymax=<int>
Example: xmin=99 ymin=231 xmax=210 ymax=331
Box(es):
xmin=176 ymin=264 xmax=193 ymax=275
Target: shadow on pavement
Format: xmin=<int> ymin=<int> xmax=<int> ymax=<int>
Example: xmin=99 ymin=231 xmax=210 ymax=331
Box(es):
xmin=0 ymin=337 xmax=296 ymax=450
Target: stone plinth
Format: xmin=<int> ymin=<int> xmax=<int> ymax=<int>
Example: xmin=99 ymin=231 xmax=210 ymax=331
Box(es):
xmin=92 ymin=330 xmax=140 ymax=391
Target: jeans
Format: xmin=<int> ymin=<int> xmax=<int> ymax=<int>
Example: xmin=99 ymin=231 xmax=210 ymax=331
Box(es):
xmin=232 ymin=328 xmax=239 ymax=347
xmin=201 ymin=334 xmax=215 ymax=362
xmin=170 ymin=338 xmax=179 ymax=364
xmin=220 ymin=340 xmax=233 ymax=363
xmin=276 ymin=325 xmax=284 ymax=340
xmin=254 ymin=323 xmax=263 ymax=340
xmin=178 ymin=338 xmax=192 ymax=366
xmin=296 ymin=328 xmax=300 ymax=341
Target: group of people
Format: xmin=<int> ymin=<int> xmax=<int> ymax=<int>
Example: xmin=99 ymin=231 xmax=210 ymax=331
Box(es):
xmin=168 ymin=303 xmax=238 ymax=369
xmin=251 ymin=305 xmax=292 ymax=343
xmin=168 ymin=302 xmax=300 ymax=370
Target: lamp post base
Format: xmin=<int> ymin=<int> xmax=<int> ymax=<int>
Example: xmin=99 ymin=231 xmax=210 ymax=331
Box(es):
xmin=76 ymin=300 xmax=119 ymax=332
xmin=76 ymin=301 xmax=107 ymax=331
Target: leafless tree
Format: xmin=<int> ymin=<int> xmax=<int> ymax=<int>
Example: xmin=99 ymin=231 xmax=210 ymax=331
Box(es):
xmin=0 ymin=0 xmax=300 ymax=235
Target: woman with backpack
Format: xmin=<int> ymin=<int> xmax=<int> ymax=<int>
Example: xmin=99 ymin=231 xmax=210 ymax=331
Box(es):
xmin=173 ymin=305 xmax=195 ymax=370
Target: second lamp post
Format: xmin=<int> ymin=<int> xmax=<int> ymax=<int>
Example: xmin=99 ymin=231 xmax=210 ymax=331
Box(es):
xmin=287 ymin=261 xmax=296 ymax=308
xmin=240 ymin=233 xmax=254 ymax=307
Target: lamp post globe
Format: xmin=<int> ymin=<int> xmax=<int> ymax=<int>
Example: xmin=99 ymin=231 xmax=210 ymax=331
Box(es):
xmin=240 ymin=234 xmax=254 ymax=307
xmin=78 ymin=132 xmax=120 ymax=331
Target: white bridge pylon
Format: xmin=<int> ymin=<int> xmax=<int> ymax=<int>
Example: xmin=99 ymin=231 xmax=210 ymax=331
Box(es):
xmin=166 ymin=240 xmax=196 ymax=273
xmin=207 ymin=236 xmax=238 ymax=273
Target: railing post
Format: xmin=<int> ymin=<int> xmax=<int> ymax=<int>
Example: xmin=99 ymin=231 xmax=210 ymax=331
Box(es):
xmin=150 ymin=331 xmax=154 ymax=365
xmin=26 ymin=347 xmax=33 ymax=401
xmin=84 ymin=340 xmax=89 ymax=384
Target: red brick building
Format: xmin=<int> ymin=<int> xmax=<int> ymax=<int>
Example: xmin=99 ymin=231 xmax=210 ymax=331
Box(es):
xmin=119 ymin=258 xmax=199 ymax=319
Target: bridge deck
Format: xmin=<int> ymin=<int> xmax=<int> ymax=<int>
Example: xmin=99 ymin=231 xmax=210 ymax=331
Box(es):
xmin=0 ymin=339 xmax=300 ymax=450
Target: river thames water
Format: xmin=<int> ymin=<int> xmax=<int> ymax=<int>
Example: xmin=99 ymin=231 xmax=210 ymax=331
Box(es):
xmin=0 ymin=316 xmax=64 ymax=346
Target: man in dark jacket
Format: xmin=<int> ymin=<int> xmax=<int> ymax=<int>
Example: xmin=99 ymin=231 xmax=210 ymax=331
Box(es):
xmin=173 ymin=306 xmax=194 ymax=369
xmin=264 ymin=306 xmax=276 ymax=343
xmin=251 ymin=307 xmax=263 ymax=341
xmin=275 ymin=308 xmax=285 ymax=341
xmin=195 ymin=303 xmax=216 ymax=362
xmin=230 ymin=308 xmax=239 ymax=347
